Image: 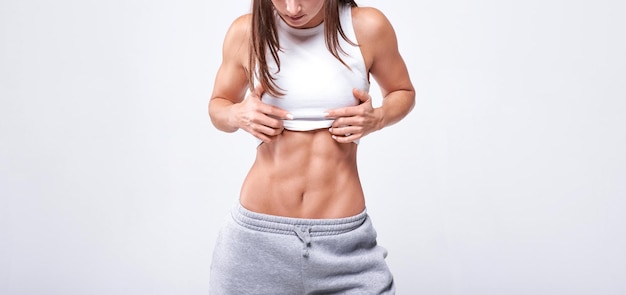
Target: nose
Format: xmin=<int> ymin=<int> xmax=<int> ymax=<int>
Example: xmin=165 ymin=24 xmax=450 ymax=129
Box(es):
xmin=285 ymin=0 xmax=302 ymax=16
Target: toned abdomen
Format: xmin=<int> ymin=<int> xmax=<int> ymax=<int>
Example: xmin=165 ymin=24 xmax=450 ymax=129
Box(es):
xmin=240 ymin=129 xmax=365 ymax=219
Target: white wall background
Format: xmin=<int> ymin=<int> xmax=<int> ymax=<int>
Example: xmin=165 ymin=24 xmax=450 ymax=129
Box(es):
xmin=1 ymin=0 xmax=624 ymax=294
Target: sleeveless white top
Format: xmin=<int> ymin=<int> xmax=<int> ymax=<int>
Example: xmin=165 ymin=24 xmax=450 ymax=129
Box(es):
xmin=261 ymin=4 xmax=370 ymax=131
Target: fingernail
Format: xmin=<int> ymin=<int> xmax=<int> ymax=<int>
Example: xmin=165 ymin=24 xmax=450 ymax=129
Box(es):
xmin=286 ymin=114 xmax=293 ymax=120
xmin=323 ymin=112 xmax=329 ymax=117
xmin=328 ymin=127 xmax=332 ymax=132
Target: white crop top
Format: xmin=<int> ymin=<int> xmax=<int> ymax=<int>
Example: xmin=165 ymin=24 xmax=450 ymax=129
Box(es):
xmin=260 ymin=4 xmax=370 ymax=131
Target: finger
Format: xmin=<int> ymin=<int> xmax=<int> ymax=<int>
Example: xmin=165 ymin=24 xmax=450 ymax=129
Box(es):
xmin=253 ymin=84 xmax=265 ymax=97
xmin=247 ymin=124 xmax=283 ymax=141
xmin=326 ymin=105 xmax=358 ymax=119
xmin=254 ymin=124 xmax=284 ymax=137
xmin=255 ymin=133 xmax=281 ymax=144
xmin=327 ymin=102 xmax=372 ymax=119
xmin=246 ymin=84 xmax=265 ymax=102
xmin=331 ymin=115 xmax=365 ymax=129
xmin=240 ymin=108 xmax=284 ymax=129
xmin=329 ymin=125 xmax=360 ymax=137
xmin=331 ymin=133 xmax=360 ymax=144
xmin=260 ymin=103 xmax=293 ymax=120
xmin=326 ymin=89 xmax=370 ymax=118
xmin=352 ymin=88 xmax=370 ymax=103
xmin=252 ymin=113 xmax=285 ymax=129
xmin=246 ymin=125 xmax=271 ymax=143
xmin=254 ymin=132 xmax=271 ymax=143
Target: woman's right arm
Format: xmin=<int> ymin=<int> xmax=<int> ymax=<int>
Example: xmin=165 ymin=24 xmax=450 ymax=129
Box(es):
xmin=208 ymin=15 xmax=291 ymax=143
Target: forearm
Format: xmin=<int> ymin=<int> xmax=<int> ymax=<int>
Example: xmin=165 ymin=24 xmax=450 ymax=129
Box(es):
xmin=375 ymin=89 xmax=415 ymax=131
xmin=209 ymin=98 xmax=239 ymax=133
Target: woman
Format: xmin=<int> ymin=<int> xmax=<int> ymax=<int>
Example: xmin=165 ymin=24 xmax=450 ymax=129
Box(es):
xmin=208 ymin=0 xmax=414 ymax=293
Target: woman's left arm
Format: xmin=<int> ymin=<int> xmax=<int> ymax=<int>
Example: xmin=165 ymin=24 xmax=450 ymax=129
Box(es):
xmin=327 ymin=7 xmax=415 ymax=143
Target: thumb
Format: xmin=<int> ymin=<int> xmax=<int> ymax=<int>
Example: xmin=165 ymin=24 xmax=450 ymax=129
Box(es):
xmin=352 ymin=88 xmax=370 ymax=103
xmin=252 ymin=84 xmax=265 ymax=99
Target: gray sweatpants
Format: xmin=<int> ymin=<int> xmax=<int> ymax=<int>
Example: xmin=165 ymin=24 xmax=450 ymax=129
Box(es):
xmin=209 ymin=203 xmax=395 ymax=294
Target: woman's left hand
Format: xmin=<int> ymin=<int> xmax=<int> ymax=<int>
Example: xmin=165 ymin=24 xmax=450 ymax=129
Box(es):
xmin=326 ymin=88 xmax=383 ymax=143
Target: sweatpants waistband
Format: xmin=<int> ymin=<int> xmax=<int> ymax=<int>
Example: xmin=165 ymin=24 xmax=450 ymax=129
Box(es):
xmin=232 ymin=202 xmax=367 ymax=237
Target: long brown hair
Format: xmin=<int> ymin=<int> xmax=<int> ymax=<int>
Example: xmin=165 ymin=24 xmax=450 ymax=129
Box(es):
xmin=248 ymin=0 xmax=358 ymax=97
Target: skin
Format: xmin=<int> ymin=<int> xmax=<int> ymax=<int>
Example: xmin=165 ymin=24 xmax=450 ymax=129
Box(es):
xmin=209 ymin=0 xmax=415 ymax=218
xmin=273 ymin=0 xmax=325 ymax=29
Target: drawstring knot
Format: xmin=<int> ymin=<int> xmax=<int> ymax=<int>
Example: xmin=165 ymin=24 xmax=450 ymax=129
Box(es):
xmin=294 ymin=226 xmax=312 ymax=257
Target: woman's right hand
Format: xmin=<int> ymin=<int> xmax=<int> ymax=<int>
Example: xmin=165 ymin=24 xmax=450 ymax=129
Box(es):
xmin=230 ymin=84 xmax=293 ymax=143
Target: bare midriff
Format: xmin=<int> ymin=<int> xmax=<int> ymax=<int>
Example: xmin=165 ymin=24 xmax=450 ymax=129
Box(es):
xmin=240 ymin=129 xmax=365 ymax=219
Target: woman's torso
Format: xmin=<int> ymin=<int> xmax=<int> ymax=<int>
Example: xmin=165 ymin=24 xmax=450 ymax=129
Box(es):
xmin=240 ymin=5 xmax=371 ymax=219
xmin=240 ymin=129 xmax=364 ymax=218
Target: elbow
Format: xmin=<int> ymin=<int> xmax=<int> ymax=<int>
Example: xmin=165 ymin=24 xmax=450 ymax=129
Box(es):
xmin=407 ymin=89 xmax=416 ymax=112
xmin=396 ymin=87 xmax=416 ymax=114
xmin=207 ymin=100 xmax=218 ymax=127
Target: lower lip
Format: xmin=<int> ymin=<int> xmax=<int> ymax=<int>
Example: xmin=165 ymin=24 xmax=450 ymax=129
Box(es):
xmin=288 ymin=15 xmax=304 ymax=22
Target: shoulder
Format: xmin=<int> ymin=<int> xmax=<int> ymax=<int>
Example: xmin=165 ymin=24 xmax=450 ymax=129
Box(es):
xmin=350 ymin=6 xmax=395 ymax=42
xmin=223 ymin=14 xmax=252 ymax=46
xmin=350 ymin=7 xmax=399 ymax=69
xmin=220 ymin=14 xmax=252 ymax=66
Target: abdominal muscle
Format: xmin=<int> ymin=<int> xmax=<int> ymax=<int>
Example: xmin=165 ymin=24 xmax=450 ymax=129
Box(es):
xmin=239 ymin=129 xmax=365 ymax=219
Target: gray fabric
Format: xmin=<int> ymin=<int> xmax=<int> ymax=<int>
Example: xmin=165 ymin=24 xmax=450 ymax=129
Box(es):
xmin=209 ymin=203 xmax=395 ymax=295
